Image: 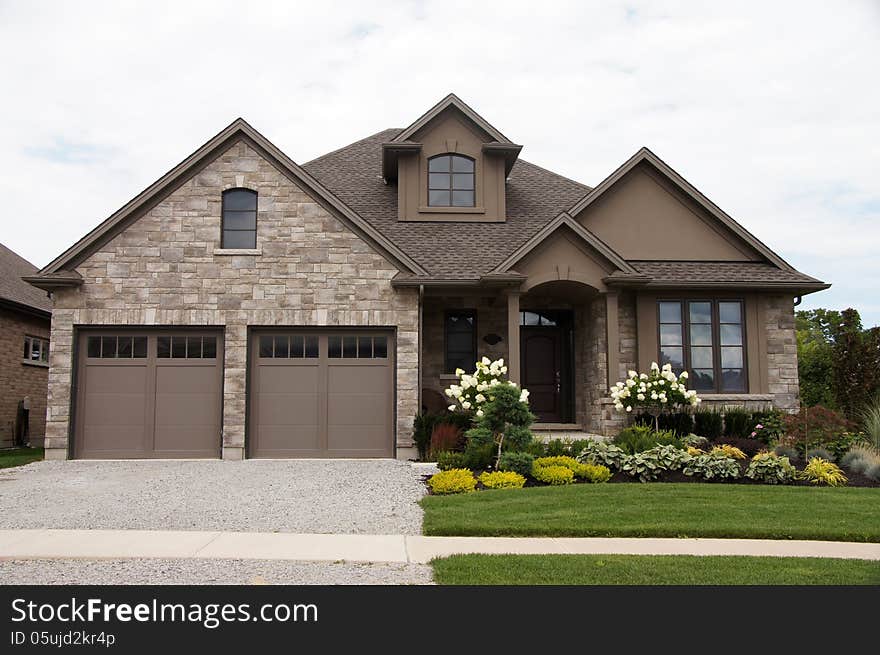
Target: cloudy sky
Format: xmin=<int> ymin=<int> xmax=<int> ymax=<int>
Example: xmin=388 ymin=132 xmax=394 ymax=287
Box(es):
xmin=1 ymin=1 xmax=878 ymax=325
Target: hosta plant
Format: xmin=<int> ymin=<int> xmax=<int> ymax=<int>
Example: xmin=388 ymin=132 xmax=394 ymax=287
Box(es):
xmin=427 ymin=469 xmax=477 ymax=494
xmin=800 ymin=457 xmax=848 ymax=487
xmin=576 ymin=440 xmax=627 ymax=470
xmin=683 ymin=451 xmax=741 ymax=481
xmin=620 ymin=445 xmax=690 ymax=482
xmin=478 ymin=470 xmax=526 ymax=489
xmin=745 ymin=452 xmax=796 ymax=485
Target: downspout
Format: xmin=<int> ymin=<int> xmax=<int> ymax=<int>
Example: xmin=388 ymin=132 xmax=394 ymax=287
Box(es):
xmin=418 ymin=284 xmax=424 ymax=415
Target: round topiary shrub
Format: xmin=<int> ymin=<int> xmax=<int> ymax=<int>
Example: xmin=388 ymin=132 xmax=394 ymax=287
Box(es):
xmin=427 ymin=469 xmax=477 ymax=494
xmin=497 ymin=451 xmax=535 ymax=478
xmin=478 ymin=470 xmax=526 ymax=489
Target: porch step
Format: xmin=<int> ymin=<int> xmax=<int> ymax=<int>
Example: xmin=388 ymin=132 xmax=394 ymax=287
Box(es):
xmin=532 ymin=423 xmax=607 ymax=443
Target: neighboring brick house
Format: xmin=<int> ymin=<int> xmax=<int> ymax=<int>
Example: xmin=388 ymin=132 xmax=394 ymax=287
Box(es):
xmin=26 ymin=94 xmax=828 ymax=461
xmin=0 ymin=243 xmax=51 ymax=448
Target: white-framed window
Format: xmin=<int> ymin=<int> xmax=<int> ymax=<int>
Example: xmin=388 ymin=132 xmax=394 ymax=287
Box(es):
xmin=23 ymin=335 xmax=49 ymax=365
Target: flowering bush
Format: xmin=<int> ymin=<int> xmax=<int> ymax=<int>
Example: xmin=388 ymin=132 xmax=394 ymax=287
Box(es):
xmin=444 ymin=357 xmax=529 ymax=416
xmin=610 ymin=363 xmax=701 ymax=422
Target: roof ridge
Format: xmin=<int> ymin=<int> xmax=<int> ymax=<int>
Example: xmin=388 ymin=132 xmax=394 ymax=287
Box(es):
xmin=303 ymin=128 xmax=402 ymax=167
xmin=515 ymin=158 xmax=592 ymax=191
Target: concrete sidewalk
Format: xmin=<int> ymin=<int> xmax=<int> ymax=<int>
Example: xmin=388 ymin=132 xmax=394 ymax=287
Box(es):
xmin=2 ymin=529 xmax=878 ymax=563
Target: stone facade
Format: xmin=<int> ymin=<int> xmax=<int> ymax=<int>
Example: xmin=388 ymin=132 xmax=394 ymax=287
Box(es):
xmin=0 ymin=308 xmax=50 ymax=447
xmin=44 ymin=140 xmax=419 ymax=460
xmin=763 ymin=294 xmax=800 ymax=411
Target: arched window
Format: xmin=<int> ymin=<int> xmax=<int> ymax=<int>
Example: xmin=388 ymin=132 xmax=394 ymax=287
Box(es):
xmin=428 ymin=154 xmax=474 ymax=207
xmin=221 ymin=188 xmax=257 ymax=248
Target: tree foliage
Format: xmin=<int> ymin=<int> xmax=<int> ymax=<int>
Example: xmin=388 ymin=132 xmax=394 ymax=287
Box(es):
xmin=796 ymin=308 xmax=880 ymax=417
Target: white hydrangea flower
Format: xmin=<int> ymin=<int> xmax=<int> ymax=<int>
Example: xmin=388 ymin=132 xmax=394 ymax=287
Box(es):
xmin=481 ymin=357 xmax=491 ymax=366
xmin=680 ymin=371 xmax=689 ymax=379
xmin=475 ymin=393 xmax=486 ymax=403
xmin=628 ymin=370 xmax=637 ymax=378
xmin=640 ymin=373 xmax=648 ymax=380
xmin=519 ymin=389 xmax=530 ymax=403
xmin=455 ymin=368 xmax=465 ymax=377
xmin=637 ymin=393 xmax=645 ymax=401
xmin=461 ymin=401 xmax=471 ymax=410
xmin=651 ymin=362 xmax=660 ymax=371
xmin=476 ymin=409 xmax=484 ymax=417
xmin=448 ymin=404 xmax=456 ymax=411
xmin=626 ymin=405 xmax=632 ymax=412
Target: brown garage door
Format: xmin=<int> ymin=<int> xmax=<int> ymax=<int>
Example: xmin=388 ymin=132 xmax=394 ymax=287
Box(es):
xmin=74 ymin=331 xmax=223 ymax=459
xmin=249 ymin=330 xmax=394 ymax=458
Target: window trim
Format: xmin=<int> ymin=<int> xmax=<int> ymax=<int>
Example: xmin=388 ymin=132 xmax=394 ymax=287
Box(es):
xmin=427 ymin=154 xmax=476 ymax=208
xmin=22 ymin=335 xmax=50 ymax=367
xmin=443 ymin=309 xmax=477 ymax=374
xmin=221 ymin=188 xmax=258 ymax=249
xmin=656 ymin=298 xmax=748 ymax=393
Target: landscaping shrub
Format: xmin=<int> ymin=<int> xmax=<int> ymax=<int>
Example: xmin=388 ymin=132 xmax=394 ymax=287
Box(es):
xmin=687 ymin=446 xmax=704 ymax=456
xmin=866 ymin=461 xmax=880 ymax=482
xmin=613 ymin=426 xmax=682 ymax=454
xmin=478 ymin=470 xmax=526 ymax=489
xmin=749 ymin=408 xmax=785 ymax=443
xmin=859 ymin=393 xmax=880 ymax=449
xmin=523 ymin=439 xmax=548 ymax=457
xmin=567 ymin=439 xmax=594 ymax=456
xmin=544 ymin=439 xmax=569 ymax=457
xmin=497 ymin=451 xmax=535 ymax=478
xmin=806 ymin=447 xmax=834 ymax=463
xmin=464 ymin=383 xmax=536 ymax=465
xmin=745 ymin=452 xmax=796 ymax=485
xmin=635 ymin=411 xmax=694 ymax=436
xmin=839 ymin=445 xmax=880 ymax=475
xmin=683 ymin=451 xmax=741 ymax=481
xmin=463 ymin=440 xmax=496 ymax=470
xmin=576 ymin=440 xmax=626 ymax=470
xmin=782 ymin=406 xmax=857 ymax=455
xmin=694 ymin=409 xmax=724 ymax=440
xmin=620 ymin=445 xmax=689 ymax=482
xmin=799 ymin=458 xmax=847 ymax=487
xmin=533 ymin=455 xmax=580 ymax=470
xmin=723 ymin=408 xmax=753 ymax=439
xmin=578 ymin=463 xmax=612 ymax=483
xmin=773 ymin=444 xmax=799 ymax=460
xmin=413 ymin=412 xmax=442 ymax=460
xmin=436 ymin=451 xmax=467 ymax=471
xmin=427 ymin=469 xmax=477 ymax=494
xmin=682 ymin=433 xmax=709 ymax=448
xmin=429 ymin=423 xmax=464 ymax=459
xmin=714 ymin=436 xmax=764 ymax=457
xmin=531 ymin=464 xmax=574 ymax=485
xmin=710 ymin=443 xmax=746 ymax=460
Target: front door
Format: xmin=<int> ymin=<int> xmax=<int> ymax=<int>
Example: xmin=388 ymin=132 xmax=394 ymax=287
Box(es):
xmin=520 ymin=310 xmax=571 ymax=423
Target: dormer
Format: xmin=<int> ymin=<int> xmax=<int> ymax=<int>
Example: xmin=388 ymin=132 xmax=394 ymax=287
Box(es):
xmin=382 ymin=94 xmax=522 ymax=222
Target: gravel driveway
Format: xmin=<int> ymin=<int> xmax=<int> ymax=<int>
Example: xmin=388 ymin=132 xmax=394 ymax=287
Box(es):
xmin=0 ymin=559 xmax=433 ymax=585
xmin=0 ymin=460 xmax=427 ymax=534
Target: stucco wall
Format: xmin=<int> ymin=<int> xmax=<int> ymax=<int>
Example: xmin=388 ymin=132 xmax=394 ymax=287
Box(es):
xmin=44 ymin=140 xmax=419 ymax=460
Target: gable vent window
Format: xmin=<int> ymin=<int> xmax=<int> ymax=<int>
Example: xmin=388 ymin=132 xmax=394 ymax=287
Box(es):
xmin=221 ymin=188 xmax=257 ymax=249
xmin=428 ymin=154 xmax=474 ymax=207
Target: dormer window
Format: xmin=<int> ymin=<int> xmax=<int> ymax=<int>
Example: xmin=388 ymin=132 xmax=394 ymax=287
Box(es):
xmin=222 ymin=188 xmax=257 ymax=248
xmin=428 ymin=154 xmax=474 ymax=207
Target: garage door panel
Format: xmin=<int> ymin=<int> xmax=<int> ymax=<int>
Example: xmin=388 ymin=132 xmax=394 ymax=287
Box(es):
xmin=76 ymin=331 xmax=222 ymax=459
xmin=153 ymin=425 xmax=219 ymax=455
xmin=256 ymin=425 xmax=322 ymax=453
xmin=260 ymin=365 xmax=319 ymax=393
xmin=327 ymin=393 xmax=387 ymax=427
xmin=328 ymin=426 xmax=388 ymax=454
xmin=250 ymin=331 xmax=393 ymax=458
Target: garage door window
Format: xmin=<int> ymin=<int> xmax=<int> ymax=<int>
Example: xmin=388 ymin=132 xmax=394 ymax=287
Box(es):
xmin=328 ymin=335 xmax=387 ymax=359
xmin=157 ymin=335 xmax=217 ymax=359
xmin=87 ymin=335 xmax=148 ymax=358
xmin=259 ymin=334 xmax=319 ymax=358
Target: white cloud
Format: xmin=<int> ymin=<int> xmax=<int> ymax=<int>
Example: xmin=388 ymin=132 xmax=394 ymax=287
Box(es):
xmin=1 ymin=0 xmax=878 ymax=324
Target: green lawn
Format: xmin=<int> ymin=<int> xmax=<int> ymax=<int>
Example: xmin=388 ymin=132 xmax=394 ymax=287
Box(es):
xmin=0 ymin=447 xmax=44 ymax=469
xmin=431 ymin=554 xmax=880 ymax=585
xmin=421 ymin=483 xmax=880 ymax=542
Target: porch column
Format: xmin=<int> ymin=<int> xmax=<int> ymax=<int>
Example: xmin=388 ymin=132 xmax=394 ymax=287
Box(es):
xmin=506 ymin=290 xmax=521 ymax=383
xmin=605 ymin=291 xmax=620 ymax=388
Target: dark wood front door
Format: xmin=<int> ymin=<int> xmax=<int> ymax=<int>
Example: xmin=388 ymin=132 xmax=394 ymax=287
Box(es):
xmin=521 ymin=327 xmax=563 ymax=422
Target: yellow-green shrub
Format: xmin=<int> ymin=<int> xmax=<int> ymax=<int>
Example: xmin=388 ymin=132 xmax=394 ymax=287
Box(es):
xmin=711 ymin=444 xmax=747 ymax=460
xmin=532 ymin=464 xmax=574 ymax=485
xmin=478 ymin=470 xmax=526 ymax=489
xmin=578 ymin=463 xmax=611 ymax=483
xmin=533 ymin=455 xmax=580 ymax=471
xmin=428 ymin=468 xmax=477 ymax=494
xmin=686 ymin=446 xmax=704 ymax=456
xmin=800 ymin=457 xmax=848 ymax=487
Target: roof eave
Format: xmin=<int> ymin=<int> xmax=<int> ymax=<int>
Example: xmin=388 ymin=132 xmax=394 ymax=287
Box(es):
xmin=22 ymin=272 xmax=83 ymax=292
xmin=610 ymin=279 xmax=831 ymax=294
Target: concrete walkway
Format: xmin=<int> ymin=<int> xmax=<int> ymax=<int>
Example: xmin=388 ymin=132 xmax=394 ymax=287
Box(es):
xmin=2 ymin=529 xmax=878 ymax=563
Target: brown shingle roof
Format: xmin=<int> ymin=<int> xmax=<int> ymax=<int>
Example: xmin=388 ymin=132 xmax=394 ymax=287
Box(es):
xmin=630 ymin=261 xmax=823 ymax=285
xmin=303 ymin=129 xmax=591 ymax=279
xmin=0 ymin=243 xmax=51 ymax=313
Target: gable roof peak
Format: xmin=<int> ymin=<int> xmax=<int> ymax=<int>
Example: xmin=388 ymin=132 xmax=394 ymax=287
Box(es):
xmin=392 ymin=92 xmax=513 ymax=144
